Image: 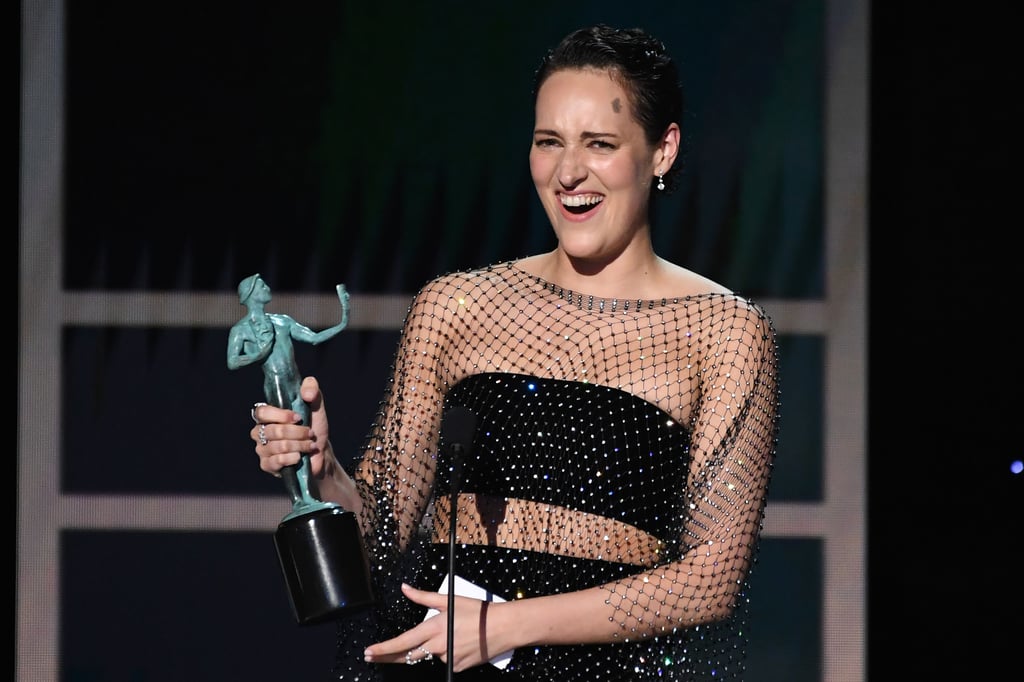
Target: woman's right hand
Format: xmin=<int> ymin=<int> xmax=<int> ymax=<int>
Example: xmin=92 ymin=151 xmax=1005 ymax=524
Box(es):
xmin=250 ymin=376 xmax=331 ymax=478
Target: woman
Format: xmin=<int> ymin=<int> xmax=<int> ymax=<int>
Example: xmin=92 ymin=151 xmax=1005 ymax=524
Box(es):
xmin=250 ymin=24 xmax=780 ymax=681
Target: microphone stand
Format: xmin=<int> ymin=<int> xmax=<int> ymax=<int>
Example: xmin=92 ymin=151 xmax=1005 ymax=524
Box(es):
xmin=447 ymin=442 xmax=463 ymax=682
xmin=439 ymin=406 xmax=476 ymax=682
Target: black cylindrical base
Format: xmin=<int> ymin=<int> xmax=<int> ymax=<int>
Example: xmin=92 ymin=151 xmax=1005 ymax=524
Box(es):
xmin=274 ymin=507 xmax=374 ymax=625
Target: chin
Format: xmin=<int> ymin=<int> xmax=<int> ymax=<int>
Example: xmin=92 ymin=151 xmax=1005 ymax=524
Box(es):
xmin=558 ymin=239 xmax=609 ymax=264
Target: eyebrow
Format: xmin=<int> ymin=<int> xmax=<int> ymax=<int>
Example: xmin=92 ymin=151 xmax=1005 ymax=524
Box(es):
xmin=532 ymin=129 xmax=620 ymax=140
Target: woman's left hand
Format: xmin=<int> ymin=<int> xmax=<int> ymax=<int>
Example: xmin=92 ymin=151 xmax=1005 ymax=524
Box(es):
xmin=363 ymin=583 xmax=504 ymax=672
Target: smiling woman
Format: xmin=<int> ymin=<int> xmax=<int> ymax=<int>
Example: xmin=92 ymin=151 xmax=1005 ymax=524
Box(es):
xmin=244 ymin=24 xmax=780 ymax=681
xmin=528 ymin=66 xmax=680 ymax=274
xmin=22 ymin=0 xmax=863 ymax=678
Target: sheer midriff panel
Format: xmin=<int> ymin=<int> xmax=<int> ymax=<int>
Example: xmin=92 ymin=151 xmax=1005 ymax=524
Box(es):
xmin=430 ymin=492 xmax=666 ymax=567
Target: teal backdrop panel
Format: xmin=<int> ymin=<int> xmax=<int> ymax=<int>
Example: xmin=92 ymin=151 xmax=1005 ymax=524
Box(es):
xmin=64 ymin=0 xmax=823 ymax=300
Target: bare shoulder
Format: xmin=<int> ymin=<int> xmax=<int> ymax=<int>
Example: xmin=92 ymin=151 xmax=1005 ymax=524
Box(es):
xmin=658 ymin=260 xmax=774 ymax=330
xmin=657 ymin=258 xmax=732 ymax=297
xmin=415 ymin=264 xmax=503 ymax=297
xmin=403 ymin=264 xmax=515 ymax=320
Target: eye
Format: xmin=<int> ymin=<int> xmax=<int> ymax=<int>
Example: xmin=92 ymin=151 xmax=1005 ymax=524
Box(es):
xmin=534 ymin=137 xmax=561 ymax=148
xmin=589 ymin=139 xmax=616 ymax=150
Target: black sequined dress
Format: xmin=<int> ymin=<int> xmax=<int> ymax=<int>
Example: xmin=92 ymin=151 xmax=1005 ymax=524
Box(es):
xmin=331 ymin=262 xmax=779 ymax=681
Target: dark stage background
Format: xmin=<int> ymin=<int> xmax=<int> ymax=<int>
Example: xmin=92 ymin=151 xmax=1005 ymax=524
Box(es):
xmin=19 ymin=1 xmax=1018 ymax=680
xmin=21 ymin=2 xmax=847 ymax=680
xmin=868 ymin=3 xmax=1021 ymax=679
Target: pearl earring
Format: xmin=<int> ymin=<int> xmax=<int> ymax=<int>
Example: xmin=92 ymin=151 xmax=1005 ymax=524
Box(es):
xmin=656 ymin=175 xmax=665 ymax=191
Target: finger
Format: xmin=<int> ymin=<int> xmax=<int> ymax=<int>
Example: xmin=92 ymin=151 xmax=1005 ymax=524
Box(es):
xmin=252 ymin=425 xmax=312 ymax=467
xmin=254 ymin=422 xmax=313 ymax=442
xmin=300 ymin=376 xmax=322 ymax=405
xmin=250 ymin=401 xmax=267 ymax=423
xmin=363 ymin=649 xmax=433 ymax=666
xmin=259 ymin=452 xmax=303 ymax=477
xmin=251 ymin=403 xmax=298 ymax=425
xmin=253 ymin=435 xmax=303 ymax=474
xmin=401 ymin=583 xmax=448 ymax=611
xmin=364 ymin=629 xmax=423 ymax=658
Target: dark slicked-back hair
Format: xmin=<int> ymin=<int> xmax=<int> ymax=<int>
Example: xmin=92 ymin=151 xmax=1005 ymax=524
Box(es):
xmin=533 ymin=24 xmax=685 ymax=193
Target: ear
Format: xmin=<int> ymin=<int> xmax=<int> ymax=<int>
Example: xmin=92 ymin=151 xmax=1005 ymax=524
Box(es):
xmin=654 ymin=122 xmax=681 ymax=175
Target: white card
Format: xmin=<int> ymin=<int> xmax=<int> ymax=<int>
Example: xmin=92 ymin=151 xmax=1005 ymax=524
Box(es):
xmin=423 ymin=574 xmax=513 ymax=669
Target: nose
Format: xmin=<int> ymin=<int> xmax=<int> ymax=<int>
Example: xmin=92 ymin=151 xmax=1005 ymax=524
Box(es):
xmin=557 ymin=147 xmax=587 ymax=189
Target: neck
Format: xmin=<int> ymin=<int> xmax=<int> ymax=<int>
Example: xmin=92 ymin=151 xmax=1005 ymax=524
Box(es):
xmin=544 ymin=247 xmax=663 ymax=299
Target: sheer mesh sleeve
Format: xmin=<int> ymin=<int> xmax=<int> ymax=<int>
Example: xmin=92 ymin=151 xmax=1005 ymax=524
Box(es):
xmin=604 ymin=297 xmax=778 ymax=638
xmin=332 ymin=262 xmax=780 ymax=681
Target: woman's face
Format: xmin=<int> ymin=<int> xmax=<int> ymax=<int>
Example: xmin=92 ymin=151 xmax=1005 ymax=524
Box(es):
xmin=529 ymin=68 xmax=663 ymax=265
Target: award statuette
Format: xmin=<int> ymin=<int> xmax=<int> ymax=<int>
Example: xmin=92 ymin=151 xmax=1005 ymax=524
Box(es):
xmin=227 ymin=274 xmax=374 ymax=625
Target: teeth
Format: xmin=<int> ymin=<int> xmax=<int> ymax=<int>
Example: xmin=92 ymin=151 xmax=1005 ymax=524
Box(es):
xmin=560 ymin=194 xmax=603 ymax=207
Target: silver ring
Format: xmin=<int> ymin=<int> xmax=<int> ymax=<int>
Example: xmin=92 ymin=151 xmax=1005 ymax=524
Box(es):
xmin=404 ymin=646 xmax=432 ymax=665
xmin=258 ymin=423 xmax=268 ymax=446
xmin=251 ymin=402 xmax=267 ymax=423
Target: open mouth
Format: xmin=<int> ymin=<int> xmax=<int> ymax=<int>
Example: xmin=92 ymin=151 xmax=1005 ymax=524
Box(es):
xmin=560 ymin=193 xmax=603 ymax=216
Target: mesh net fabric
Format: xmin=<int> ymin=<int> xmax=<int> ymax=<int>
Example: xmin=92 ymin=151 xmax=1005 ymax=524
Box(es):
xmin=332 ymin=261 xmax=780 ymax=681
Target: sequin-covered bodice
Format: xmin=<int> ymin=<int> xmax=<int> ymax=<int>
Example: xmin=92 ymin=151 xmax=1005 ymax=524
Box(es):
xmin=330 ymin=261 xmax=780 ymax=681
xmin=442 ymin=372 xmax=690 ymax=542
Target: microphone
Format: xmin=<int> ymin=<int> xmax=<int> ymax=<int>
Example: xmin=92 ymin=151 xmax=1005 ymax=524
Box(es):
xmin=439 ymin=406 xmax=477 ymax=682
